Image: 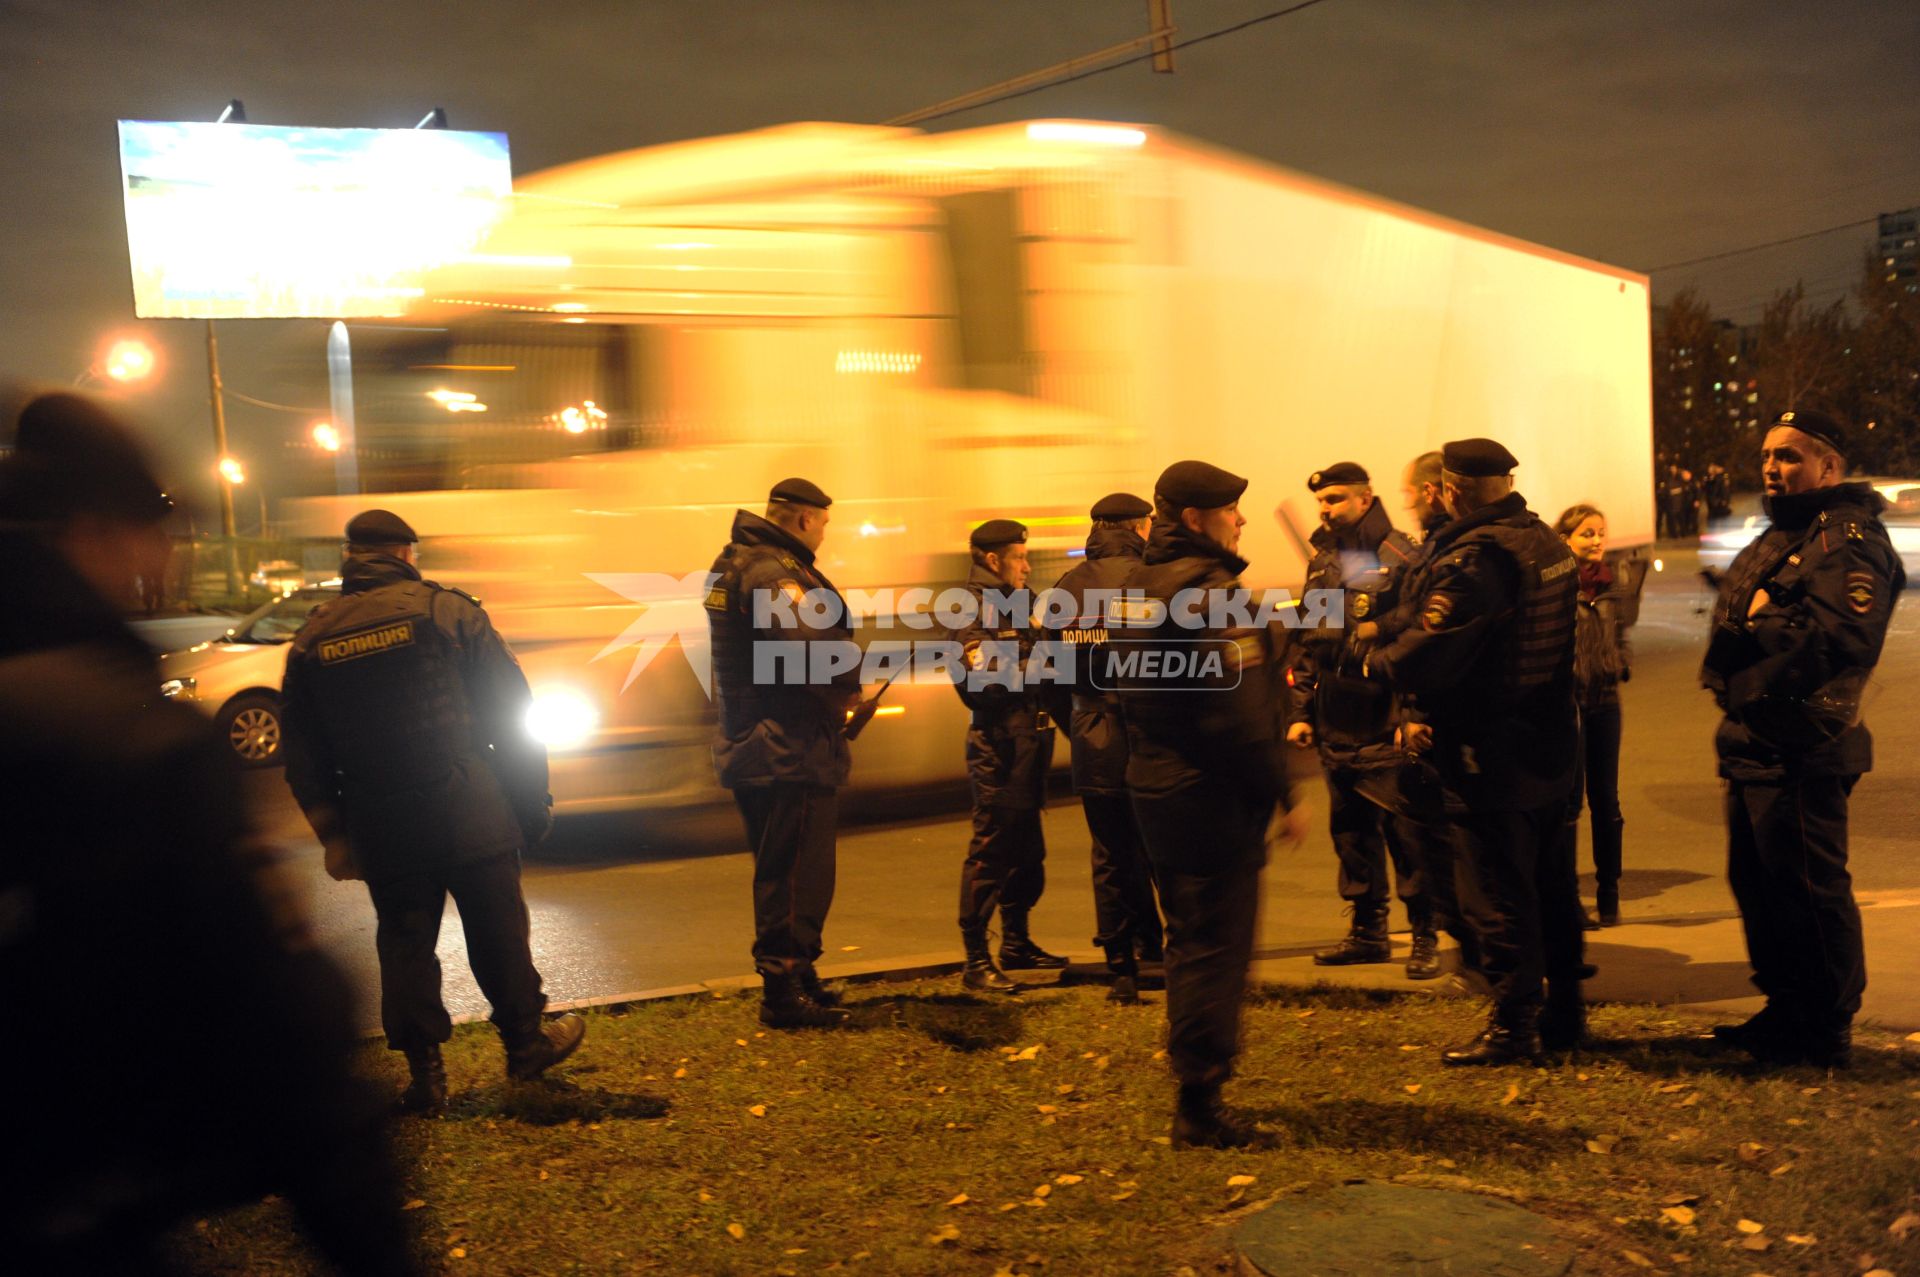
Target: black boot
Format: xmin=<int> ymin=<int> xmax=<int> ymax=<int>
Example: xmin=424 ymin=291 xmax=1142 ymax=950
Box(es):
xmin=504 ymin=1013 xmax=588 ymax=1080
xmin=1314 ymin=903 xmax=1392 ymax=966
xmin=1134 ymin=928 xmax=1165 ymax=966
xmin=1710 ymin=1001 xmax=1793 ymax=1054
xmin=1104 ymin=943 xmax=1141 ymax=1005
xmin=797 ymin=965 xmax=844 ymax=1009
xmin=998 ymin=909 xmax=1068 ymax=970
xmin=1595 ymin=884 xmax=1620 ymax=927
xmin=1405 ymin=925 xmax=1442 ymax=980
xmin=760 ymin=971 xmax=851 ymax=1029
xmin=1171 ymin=1083 xmax=1274 ymax=1150
xmin=1442 ymin=1008 xmax=1543 ymax=1067
xmin=961 ymin=929 xmax=1019 ymax=993
xmin=398 ymin=1045 xmax=447 ymax=1115
xmin=1539 ymin=990 xmax=1588 ymax=1054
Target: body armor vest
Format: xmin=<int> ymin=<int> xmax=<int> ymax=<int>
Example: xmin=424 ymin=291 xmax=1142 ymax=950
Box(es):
xmin=1451 ymin=518 xmax=1578 ymax=698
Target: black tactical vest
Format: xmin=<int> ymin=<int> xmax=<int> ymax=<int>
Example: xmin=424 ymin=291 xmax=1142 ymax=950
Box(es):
xmin=1451 ymin=518 xmax=1578 ymax=698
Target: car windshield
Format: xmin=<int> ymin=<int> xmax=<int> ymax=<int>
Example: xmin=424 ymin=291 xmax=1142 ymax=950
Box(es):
xmin=232 ymin=588 xmax=335 ymax=644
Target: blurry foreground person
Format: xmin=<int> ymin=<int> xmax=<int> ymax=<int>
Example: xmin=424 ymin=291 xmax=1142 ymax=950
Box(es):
xmin=1701 ymin=410 xmax=1904 ymax=1067
xmin=0 ymin=393 xmax=417 ymax=1274
xmin=1119 ymin=461 xmax=1306 ymax=1148
xmin=282 ymin=510 xmax=583 ymax=1113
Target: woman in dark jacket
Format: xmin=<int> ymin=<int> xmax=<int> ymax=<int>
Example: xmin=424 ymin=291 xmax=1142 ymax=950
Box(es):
xmin=1556 ymin=504 xmax=1631 ymax=926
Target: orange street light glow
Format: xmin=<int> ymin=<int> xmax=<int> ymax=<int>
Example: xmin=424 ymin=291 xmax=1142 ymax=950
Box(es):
xmin=312 ymin=421 xmax=341 ymax=451
xmin=103 ymin=338 xmax=157 ymax=382
xmin=218 ymin=456 xmax=246 ymax=485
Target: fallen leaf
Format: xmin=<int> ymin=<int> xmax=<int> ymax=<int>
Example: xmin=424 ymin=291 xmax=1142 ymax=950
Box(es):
xmin=1656 ymin=1082 xmax=1689 ymax=1094
xmin=1741 ymin=1235 xmax=1771 ymax=1252
xmin=1906 ymin=1032 xmax=1920 ymax=1043
xmin=697 ymin=1190 xmax=714 ymax=1203
xmin=1785 ymin=1233 xmax=1816 ymax=1245
xmin=1012 ymin=1045 xmax=1041 ymax=1061
xmin=1399 ymin=1044 xmax=1420 ymax=1052
xmin=735 ymin=1038 xmax=748 ymax=1047
xmin=1227 ymin=1174 xmax=1257 ymax=1187
xmin=999 ymin=1202 xmax=1019 ymax=1212
xmin=1736 ymin=1219 xmax=1765 ymax=1235
xmin=1297 ymin=1009 xmax=1315 ymax=1018
xmin=1585 ymin=1134 xmax=1619 ymax=1155
xmin=449 ymin=1248 xmax=467 ymax=1260
xmin=403 ymin=1199 xmax=426 ymax=1211
xmin=1057 ymin=1084 xmax=1076 ymax=1095
xmin=1055 ymin=1174 xmax=1083 ymax=1185
xmin=1033 ymin=1184 xmax=1052 ymax=1198
xmin=1866 ymin=1270 xmax=1897 ymax=1277
xmin=673 ymin=1067 xmax=688 ymax=1079
xmin=946 ymin=1193 xmax=970 ymax=1207
xmin=1660 ymin=1192 xmax=1702 ymax=1207
xmin=1737 ymin=1142 xmax=1767 ymax=1161
xmin=1890 ymin=1212 xmax=1920 ymax=1240
xmin=1036 ymin=1104 xmax=1059 ymax=1114
xmin=1621 ymin=1249 xmax=1654 ymax=1268
xmin=1094 ymin=1055 xmax=1111 ymax=1070
xmin=934 ymin=1086 xmax=947 ymax=1094
xmin=1677 ymin=1093 xmax=1700 ymax=1108
xmin=1800 ymin=1086 xmax=1822 ymax=1096
xmin=537 ymin=1171 xmax=548 ymax=1181
xmin=1500 ymin=1083 xmax=1520 ymax=1106
xmin=925 ymin=1223 xmax=960 ymax=1245
xmin=727 ymin=1223 xmax=745 ymax=1240
xmin=1111 ymin=1190 xmax=1136 ymax=1202
xmin=1660 ymin=1206 xmax=1697 ymax=1227
xmin=840 ymin=945 xmax=861 ymax=951
xmin=1769 ymin=1162 xmax=1794 ymax=1176
xmin=1405 ymin=1084 xmax=1422 ymax=1095
xmin=749 ymin=1105 xmax=767 ymax=1118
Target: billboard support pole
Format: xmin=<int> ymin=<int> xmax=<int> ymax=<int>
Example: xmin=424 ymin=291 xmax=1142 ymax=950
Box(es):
xmin=205 ymin=318 xmax=240 ymax=597
xmin=327 ymin=321 xmax=360 ymax=495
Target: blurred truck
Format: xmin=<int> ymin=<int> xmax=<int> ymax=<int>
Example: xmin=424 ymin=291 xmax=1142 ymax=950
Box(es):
xmin=281 ymin=118 xmax=1654 ymax=814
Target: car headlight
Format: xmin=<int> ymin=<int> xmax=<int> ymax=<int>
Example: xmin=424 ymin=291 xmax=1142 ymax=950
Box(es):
xmin=159 ymin=677 xmax=197 ymax=700
xmin=525 ymin=687 xmax=600 ymax=749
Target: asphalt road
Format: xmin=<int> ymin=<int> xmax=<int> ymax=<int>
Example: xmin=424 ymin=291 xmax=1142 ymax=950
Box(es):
xmin=241 ymin=549 xmax=1920 ymax=1036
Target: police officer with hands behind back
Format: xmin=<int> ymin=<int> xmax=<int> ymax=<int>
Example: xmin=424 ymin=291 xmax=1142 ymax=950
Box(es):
xmin=1045 ymin=492 xmax=1165 ymax=1004
xmin=1702 ymin=409 xmax=1904 ymax=1068
xmin=1287 ymin=461 xmax=1438 ymax=979
xmin=282 ymin=509 xmax=584 ymax=1115
xmin=1119 ymin=461 xmax=1307 ymax=1149
xmin=706 ymin=478 xmax=864 ymax=1029
xmin=1359 ymin=439 xmax=1584 ymax=1066
xmin=954 ymin=518 xmax=1071 ymax=992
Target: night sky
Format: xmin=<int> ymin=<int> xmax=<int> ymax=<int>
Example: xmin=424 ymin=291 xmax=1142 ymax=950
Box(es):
xmin=4 ymin=0 xmax=1917 ymax=507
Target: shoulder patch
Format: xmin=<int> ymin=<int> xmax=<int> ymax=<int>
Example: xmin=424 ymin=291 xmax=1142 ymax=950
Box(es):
xmin=1350 ymin=591 xmax=1372 ymax=619
xmin=704 ymin=582 xmax=730 ymax=611
xmin=1419 ymin=592 xmax=1455 ymax=630
xmin=1845 ymin=571 xmax=1875 ymax=615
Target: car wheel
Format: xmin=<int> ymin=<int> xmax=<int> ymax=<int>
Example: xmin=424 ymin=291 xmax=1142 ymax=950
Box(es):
xmin=219 ymin=693 xmax=285 ymax=768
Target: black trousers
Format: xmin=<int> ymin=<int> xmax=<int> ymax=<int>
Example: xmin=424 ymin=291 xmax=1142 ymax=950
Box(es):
xmin=1567 ymin=701 xmax=1624 ymax=891
xmin=1726 ymin=776 xmax=1865 ymax=1029
xmin=366 ymin=852 xmax=546 ymax=1051
xmin=1080 ymin=789 xmax=1162 ymax=950
xmin=1326 ymin=764 xmax=1430 ymax=924
xmin=958 ymin=803 xmax=1046 ymax=932
xmin=1132 ymin=777 xmax=1270 ymax=1088
xmin=735 ymin=782 xmax=839 ymax=978
xmin=1451 ymin=803 xmax=1585 ymax=1020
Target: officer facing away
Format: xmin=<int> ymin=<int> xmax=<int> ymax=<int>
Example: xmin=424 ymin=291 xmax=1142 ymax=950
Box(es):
xmin=1360 ymin=439 xmax=1584 ymax=1065
xmin=705 ymin=478 xmax=864 ymax=1028
xmin=954 ymin=517 xmax=1070 ymax=992
xmin=1286 ymin=461 xmax=1437 ymax=979
xmin=1702 ymin=409 xmax=1904 ymax=1067
xmin=282 ymin=510 xmax=584 ymax=1113
xmin=1045 ymin=492 xmax=1165 ymax=1003
xmin=1119 ymin=461 xmax=1307 ymax=1148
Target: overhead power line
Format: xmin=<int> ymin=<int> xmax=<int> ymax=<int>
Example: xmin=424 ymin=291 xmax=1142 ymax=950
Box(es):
xmin=1649 ymin=217 xmax=1879 ymax=274
xmin=901 ymin=0 xmax=1340 ymax=127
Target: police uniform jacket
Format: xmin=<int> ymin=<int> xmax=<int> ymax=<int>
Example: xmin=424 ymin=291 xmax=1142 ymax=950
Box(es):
xmin=1116 ymin=518 xmax=1292 ymax=806
xmin=952 ymin=561 xmax=1062 ymax=809
xmin=1287 ymin=499 xmax=1416 ymax=770
xmin=705 ymin=510 xmax=859 ymax=790
xmin=282 ymin=553 xmax=550 ymax=883
xmin=1046 ymin=521 xmax=1144 ymax=794
xmin=1701 ymin=481 xmax=1904 ymax=783
xmin=1365 ymin=492 xmax=1579 ymax=814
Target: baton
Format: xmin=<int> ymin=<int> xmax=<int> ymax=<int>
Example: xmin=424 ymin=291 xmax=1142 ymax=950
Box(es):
xmin=843 ymin=665 xmax=905 ymax=741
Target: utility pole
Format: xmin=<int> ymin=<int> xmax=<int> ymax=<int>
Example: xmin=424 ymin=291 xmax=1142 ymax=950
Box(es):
xmin=886 ymin=3 xmax=1175 ymax=126
xmin=207 ymin=98 xmax=245 ymax=597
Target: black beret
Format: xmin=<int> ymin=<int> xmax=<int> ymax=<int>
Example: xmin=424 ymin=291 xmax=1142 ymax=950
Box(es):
xmin=769 ymin=477 xmax=832 ymax=509
xmin=1441 ymin=438 xmax=1519 ymax=478
xmin=345 ymin=508 xmax=419 ymax=545
xmin=1090 ymin=491 xmax=1152 ymax=521
xmin=1155 ymin=460 xmax=1248 ymax=511
xmin=969 ymin=518 xmax=1028 ymax=550
xmin=1771 ymin=409 xmax=1846 ymax=455
xmin=0 ymin=393 xmax=173 ymax=525
xmin=1307 ymin=461 xmax=1369 ymax=492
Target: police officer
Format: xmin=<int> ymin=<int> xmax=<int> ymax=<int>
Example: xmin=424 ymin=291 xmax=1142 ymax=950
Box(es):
xmin=1702 ymin=410 xmax=1903 ymax=1067
xmin=1360 ymin=439 xmax=1584 ymax=1065
xmin=1119 ymin=461 xmax=1305 ymax=1148
xmin=954 ymin=517 xmax=1068 ymax=992
xmin=1044 ymin=492 xmax=1164 ymax=1003
xmin=705 ymin=478 xmax=864 ymax=1028
xmin=1286 ymin=462 xmax=1437 ymax=978
xmin=282 ymin=510 xmax=584 ymax=1112
xmin=1 ymin=396 xmax=417 ymax=1275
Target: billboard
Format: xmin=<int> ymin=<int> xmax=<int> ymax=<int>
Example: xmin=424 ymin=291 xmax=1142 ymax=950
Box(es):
xmin=117 ymin=120 xmax=513 ymax=320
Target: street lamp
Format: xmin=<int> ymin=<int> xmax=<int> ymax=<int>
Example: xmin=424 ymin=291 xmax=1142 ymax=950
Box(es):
xmin=75 ymin=335 xmax=159 ymax=387
xmin=311 ymin=420 xmax=341 ymax=452
xmin=217 ymin=455 xmax=246 ymax=485
xmin=217 ymin=456 xmax=269 ymax=540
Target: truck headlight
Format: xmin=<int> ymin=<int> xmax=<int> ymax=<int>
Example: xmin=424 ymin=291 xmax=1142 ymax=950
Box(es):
xmin=159 ymin=677 xmax=197 ymax=700
xmin=525 ymin=687 xmax=599 ymax=749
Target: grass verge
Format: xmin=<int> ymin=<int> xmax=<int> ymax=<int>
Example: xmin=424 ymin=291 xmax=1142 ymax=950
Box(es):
xmin=172 ymin=979 xmax=1920 ymax=1276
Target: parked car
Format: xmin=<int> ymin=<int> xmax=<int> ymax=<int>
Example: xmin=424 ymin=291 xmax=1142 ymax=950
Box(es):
xmin=157 ymin=584 xmax=339 ymax=767
xmin=248 ymin=559 xmax=306 ymax=593
xmin=1699 ymin=478 xmax=1920 ymax=579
